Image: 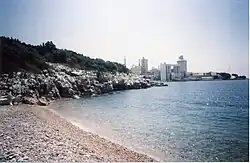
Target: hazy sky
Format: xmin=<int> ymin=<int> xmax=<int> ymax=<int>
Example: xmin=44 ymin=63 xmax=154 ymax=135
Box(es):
xmin=0 ymin=0 xmax=249 ymax=75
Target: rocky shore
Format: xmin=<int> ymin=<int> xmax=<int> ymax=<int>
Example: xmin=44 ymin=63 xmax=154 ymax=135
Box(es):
xmin=0 ymin=105 xmax=156 ymax=162
xmin=0 ymin=37 xmax=160 ymax=162
xmin=0 ymin=62 xmax=152 ymax=106
xmin=0 ymin=62 xmax=160 ymax=161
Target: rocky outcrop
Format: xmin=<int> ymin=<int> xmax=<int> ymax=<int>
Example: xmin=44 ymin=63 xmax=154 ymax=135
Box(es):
xmin=0 ymin=63 xmax=152 ymax=106
xmin=22 ymin=97 xmax=38 ymax=105
xmin=0 ymin=97 xmax=10 ymax=105
xmin=38 ymin=97 xmax=49 ymax=106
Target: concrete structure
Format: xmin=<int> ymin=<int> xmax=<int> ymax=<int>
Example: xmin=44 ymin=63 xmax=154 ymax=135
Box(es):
xmin=172 ymin=64 xmax=180 ymax=74
xmin=145 ymin=72 xmax=155 ymax=80
xmin=130 ymin=65 xmax=141 ymax=75
xmin=166 ymin=64 xmax=172 ymax=80
xmin=149 ymin=68 xmax=160 ymax=80
xmin=186 ymin=72 xmax=193 ymax=77
xmin=160 ymin=63 xmax=167 ymax=81
xmin=171 ymin=64 xmax=181 ymax=80
xmin=193 ymin=72 xmax=204 ymax=77
xmin=177 ymin=55 xmax=187 ymax=78
xmin=201 ymin=76 xmax=213 ymax=81
xmin=160 ymin=63 xmax=172 ymax=81
xmin=159 ymin=55 xmax=187 ymax=81
xmin=141 ymin=57 xmax=148 ymax=75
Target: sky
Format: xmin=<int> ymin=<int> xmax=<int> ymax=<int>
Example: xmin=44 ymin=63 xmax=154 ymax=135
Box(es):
xmin=0 ymin=0 xmax=249 ymax=75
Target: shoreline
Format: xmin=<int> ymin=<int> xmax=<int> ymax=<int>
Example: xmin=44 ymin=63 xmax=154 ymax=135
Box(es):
xmin=0 ymin=104 xmax=157 ymax=162
xmin=48 ymin=106 xmax=164 ymax=161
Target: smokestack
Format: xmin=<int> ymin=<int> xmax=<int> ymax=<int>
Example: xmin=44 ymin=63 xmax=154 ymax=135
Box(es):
xmin=124 ymin=56 xmax=126 ymax=67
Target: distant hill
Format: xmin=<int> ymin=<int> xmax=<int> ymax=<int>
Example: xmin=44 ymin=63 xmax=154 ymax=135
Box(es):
xmin=0 ymin=36 xmax=129 ymax=74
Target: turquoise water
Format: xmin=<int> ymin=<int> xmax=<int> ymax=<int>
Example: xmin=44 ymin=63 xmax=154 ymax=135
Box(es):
xmin=51 ymin=80 xmax=249 ymax=161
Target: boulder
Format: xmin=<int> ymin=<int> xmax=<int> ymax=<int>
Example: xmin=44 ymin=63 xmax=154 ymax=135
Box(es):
xmin=38 ymin=97 xmax=49 ymax=106
xmin=0 ymin=62 xmax=153 ymax=106
xmin=57 ymin=81 xmax=74 ymax=97
xmin=84 ymin=79 xmax=91 ymax=86
xmin=102 ymin=82 xmax=113 ymax=93
xmin=83 ymin=88 xmax=95 ymax=96
xmin=70 ymin=71 xmax=81 ymax=76
xmin=73 ymin=95 xmax=80 ymax=99
xmin=141 ymin=82 xmax=150 ymax=88
xmin=22 ymin=97 xmax=38 ymax=105
xmin=68 ymin=88 xmax=74 ymax=97
xmin=53 ymin=87 xmax=60 ymax=97
xmin=2 ymin=74 xmax=8 ymax=78
xmin=49 ymin=86 xmax=60 ymax=99
xmin=12 ymin=84 xmax=22 ymax=95
xmin=93 ymin=83 xmax=103 ymax=94
xmin=0 ymin=97 xmax=10 ymax=105
xmin=91 ymin=94 xmax=97 ymax=97
xmin=113 ymin=79 xmax=127 ymax=91
xmin=132 ymin=81 xmax=141 ymax=89
xmin=42 ymin=70 xmax=48 ymax=74
xmin=13 ymin=95 xmax=22 ymax=105
xmin=94 ymin=87 xmax=102 ymax=94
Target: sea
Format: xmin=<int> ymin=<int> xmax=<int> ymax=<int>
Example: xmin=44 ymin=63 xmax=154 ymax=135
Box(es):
xmin=50 ymin=80 xmax=249 ymax=162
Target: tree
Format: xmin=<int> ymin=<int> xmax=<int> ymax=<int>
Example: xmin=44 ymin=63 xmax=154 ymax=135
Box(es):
xmin=239 ymin=76 xmax=246 ymax=79
xmin=45 ymin=41 xmax=56 ymax=50
xmin=1 ymin=36 xmax=129 ymax=73
xmin=232 ymin=74 xmax=238 ymax=79
xmin=218 ymin=72 xmax=231 ymax=80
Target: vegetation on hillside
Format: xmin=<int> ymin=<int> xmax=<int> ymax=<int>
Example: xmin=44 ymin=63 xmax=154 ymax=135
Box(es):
xmin=1 ymin=36 xmax=129 ymax=74
xmin=217 ymin=72 xmax=231 ymax=80
xmin=216 ymin=72 xmax=246 ymax=80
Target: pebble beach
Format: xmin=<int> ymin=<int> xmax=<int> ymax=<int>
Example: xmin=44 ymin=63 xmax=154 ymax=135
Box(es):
xmin=0 ymin=105 xmax=156 ymax=162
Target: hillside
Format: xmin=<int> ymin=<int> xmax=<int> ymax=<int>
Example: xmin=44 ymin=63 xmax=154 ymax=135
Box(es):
xmin=0 ymin=36 xmax=129 ymax=74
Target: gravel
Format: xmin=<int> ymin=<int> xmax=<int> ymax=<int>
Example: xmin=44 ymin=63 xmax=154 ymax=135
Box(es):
xmin=0 ymin=105 xmax=156 ymax=162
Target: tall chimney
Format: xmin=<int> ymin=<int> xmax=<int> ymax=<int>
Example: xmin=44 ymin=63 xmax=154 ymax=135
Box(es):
xmin=124 ymin=56 xmax=126 ymax=67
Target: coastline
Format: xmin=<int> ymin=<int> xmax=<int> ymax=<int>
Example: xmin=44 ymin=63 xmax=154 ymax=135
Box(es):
xmin=0 ymin=104 xmax=157 ymax=162
xmin=48 ymin=106 xmax=164 ymax=161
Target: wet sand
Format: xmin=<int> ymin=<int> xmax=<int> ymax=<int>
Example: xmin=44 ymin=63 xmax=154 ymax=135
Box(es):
xmin=0 ymin=105 xmax=156 ymax=162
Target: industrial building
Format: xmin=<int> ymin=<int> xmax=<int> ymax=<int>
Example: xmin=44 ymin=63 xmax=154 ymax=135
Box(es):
xmin=141 ymin=57 xmax=148 ymax=75
xmin=160 ymin=55 xmax=188 ymax=81
xmin=177 ymin=55 xmax=187 ymax=78
xmin=131 ymin=65 xmax=141 ymax=75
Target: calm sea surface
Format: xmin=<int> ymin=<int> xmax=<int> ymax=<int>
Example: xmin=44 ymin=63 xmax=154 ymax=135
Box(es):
xmin=50 ymin=80 xmax=249 ymax=161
